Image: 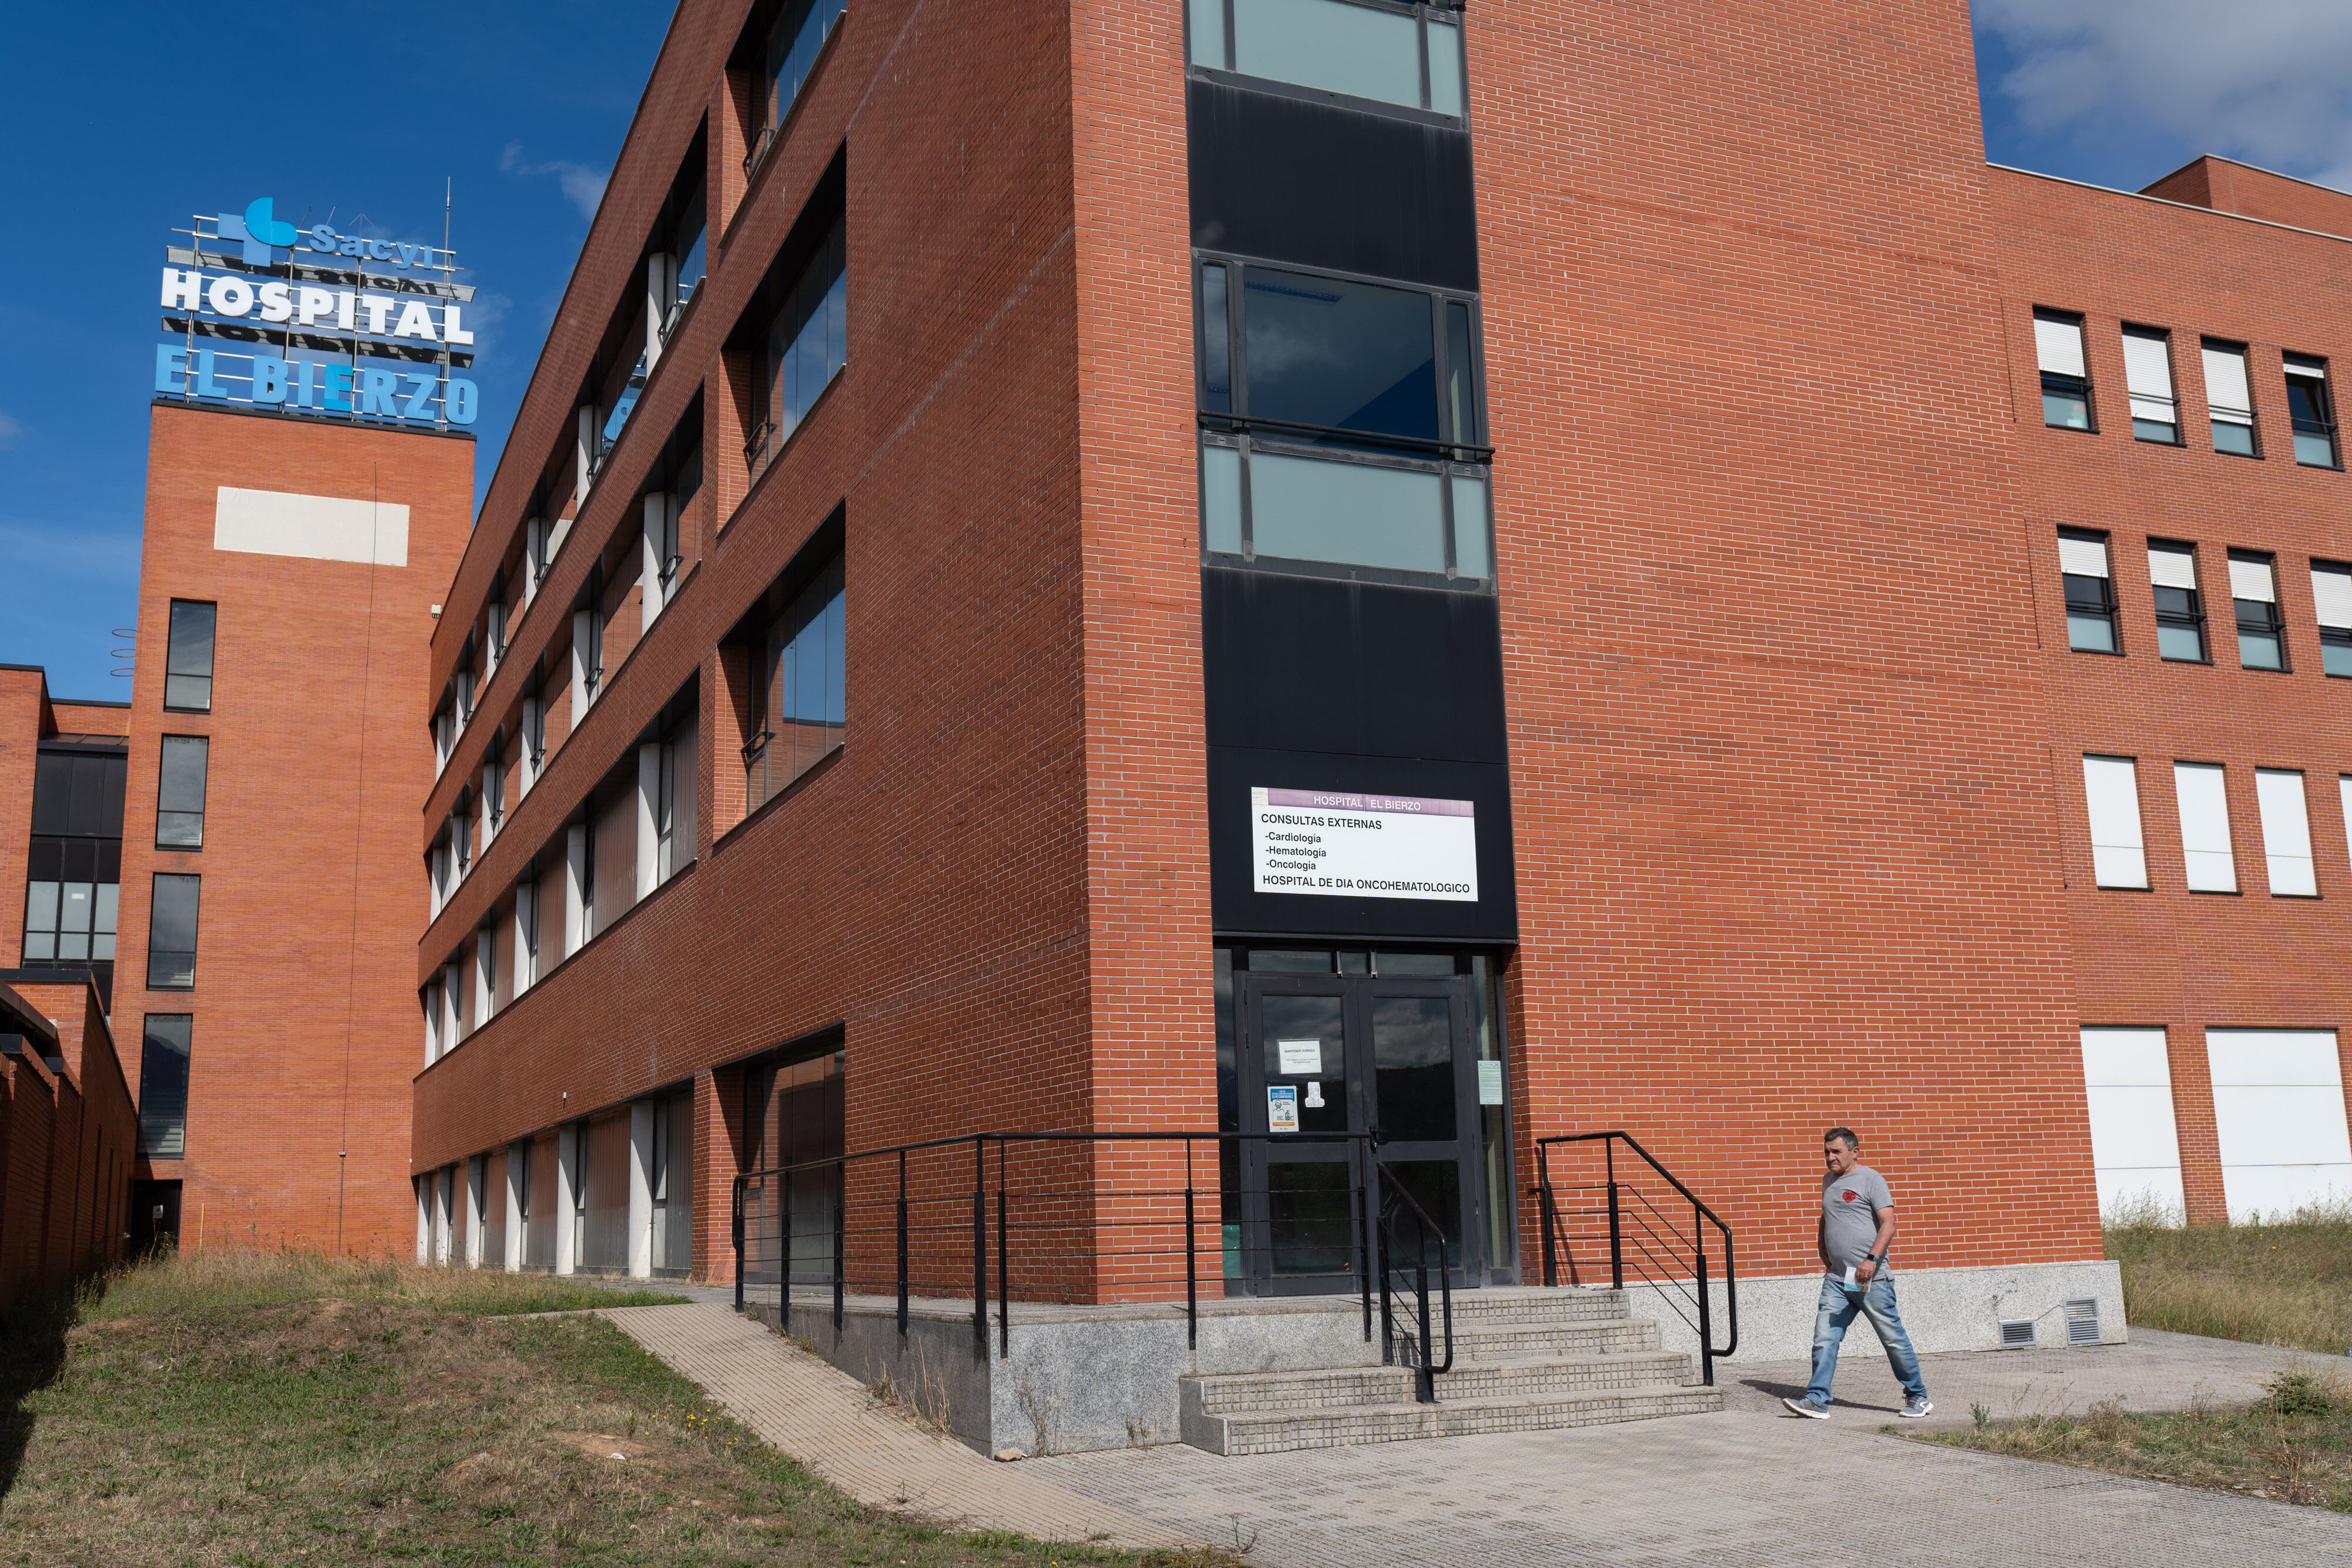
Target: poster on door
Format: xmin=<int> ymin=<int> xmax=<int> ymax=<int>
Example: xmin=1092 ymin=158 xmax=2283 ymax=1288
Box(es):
xmin=1251 ymin=787 xmax=1478 ymax=902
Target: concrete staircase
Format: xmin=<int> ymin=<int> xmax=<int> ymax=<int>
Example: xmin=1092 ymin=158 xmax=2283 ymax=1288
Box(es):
xmin=1178 ymin=1288 xmax=1722 ymax=1456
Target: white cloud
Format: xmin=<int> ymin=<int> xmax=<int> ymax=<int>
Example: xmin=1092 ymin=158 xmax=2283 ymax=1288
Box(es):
xmin=0 ymin=412 xmax=21 ymax=449
xmin=499 ymin=141 xmax=610 ymax=221
xmin=1976 ymin=0 xmax=2352 ymax=189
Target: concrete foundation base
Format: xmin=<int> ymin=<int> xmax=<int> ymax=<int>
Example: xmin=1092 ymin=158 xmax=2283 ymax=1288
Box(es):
xmin=746 ymin=1256 xmax=2124 ymax=1456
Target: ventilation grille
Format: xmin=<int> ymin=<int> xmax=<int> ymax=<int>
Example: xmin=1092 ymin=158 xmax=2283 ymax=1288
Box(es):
xmin=1999 ymin=1319 xmax=2036 ymax=1350
xmin=2066 ymin=1298 xmax=2102 ymax=1346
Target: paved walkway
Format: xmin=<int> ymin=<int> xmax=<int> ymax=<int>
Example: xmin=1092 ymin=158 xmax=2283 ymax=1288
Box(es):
xmin=601 ymin=1303 xmax=1192 ymax=1550
xmin=612 ymin=1301 xmax=2352 ymax=1565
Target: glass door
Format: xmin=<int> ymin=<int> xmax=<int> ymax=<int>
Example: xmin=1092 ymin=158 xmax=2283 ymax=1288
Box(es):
xmin=1363 ymin=977 xmax=1482 ymax=1285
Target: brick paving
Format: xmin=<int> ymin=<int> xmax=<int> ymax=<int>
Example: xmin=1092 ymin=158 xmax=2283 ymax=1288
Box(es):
xmin=612 ymin=1300 xmax=2352 ymax=1564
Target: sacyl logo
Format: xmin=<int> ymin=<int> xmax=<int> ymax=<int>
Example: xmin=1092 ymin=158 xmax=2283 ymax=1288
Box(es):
xmin=216 ymin=196 xmax=300 ymax=265
xmin=215 ymin=196 xmax=448 ymax=270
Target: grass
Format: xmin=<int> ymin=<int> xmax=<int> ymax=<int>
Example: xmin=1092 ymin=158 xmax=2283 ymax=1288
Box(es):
xmin=0 ymin=1251 xmax=1231 ymax=1567
xmin=1926 ymin=1372 xmax=2352 ymax=1512
xmin=2106 ymin=1209 xmax=2352 ymax=1354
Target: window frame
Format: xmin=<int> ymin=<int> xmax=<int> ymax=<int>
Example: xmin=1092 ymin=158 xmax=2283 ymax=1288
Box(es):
xmin=2313 ymin=558 xmax=2352 ymax=678
xmin=155 ymin=734 xmax=211 ymax=850
xmin=746 ymin=551 xmax=847 ymax=815
xmin=2147 ymin=540 xmax=2208 ymax=664
xmin=2032 ymin=308 xmax=2095 ymax=433
xmin=2057 ymin=527 xmax=2120 ymax=655
xmin=2227 ymin=549 xmax=2289 ymax=672
xmin=1185 ymin=0 xmax=1470 ymax=125
xmin=146 ymin=872 xmax=202 ymax=991
xmin=163 ymin=599 xmax=218 ymax=713
xmin=2201 ymin=337 xmax=2261 ymax=459
xmin=2283 ymin=353 xmax=2341 ymax=470
xmin=1195 ymin=250 xmax=1495 ymax=591
xmin=136 ymin=1014 xmax=194 ymax=1161
xmin=2119 ymin=323 xmax=2181 ymax=446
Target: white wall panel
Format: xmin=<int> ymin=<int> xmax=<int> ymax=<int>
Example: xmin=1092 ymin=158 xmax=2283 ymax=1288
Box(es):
xmin=2207 ymin=1029 xmax=2352 ymax=1221
xmin=215 ymin=486 xmax=410 ymax=567
xmin=2079 ymin=1028 xmax=2184 ymax=1221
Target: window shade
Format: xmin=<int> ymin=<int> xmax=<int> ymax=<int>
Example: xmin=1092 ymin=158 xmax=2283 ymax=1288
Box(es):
xmin=2229 ymin=556 xmax=2277 ymax=603
xmin=2121 ymin=327 xmax=2175 ymax=421
xmin=2311 ymin=566 xmax=2352 ymax=629
xmin=2082 ymin=755 xmax=2147 ymax=889
xmin=2256 ymin=769 xmax=2317 ymax=896
xmin=2173 ymin=762 xmax=2237 ymax=892
xmin=2057 ymin=533 xmax=2110 ymax=579
xmin=2203 ymin=344 xmax=2254 ymax=422
xmin=2034 ymin=314 xmax=2087 ymax=377
xmin=2149 ymin=545 xmax=2199 ymax=591
xmin=2287 ymin=355 xmax=2327 ymax=382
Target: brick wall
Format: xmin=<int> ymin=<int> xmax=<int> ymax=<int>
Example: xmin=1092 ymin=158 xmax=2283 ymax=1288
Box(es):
xmin=0 ymin=978 xmax=133 ymax=1308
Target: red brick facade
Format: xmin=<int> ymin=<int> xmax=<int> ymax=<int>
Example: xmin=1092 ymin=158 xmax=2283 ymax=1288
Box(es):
xmin=0 ymin=978 xmax=135 ymax=1309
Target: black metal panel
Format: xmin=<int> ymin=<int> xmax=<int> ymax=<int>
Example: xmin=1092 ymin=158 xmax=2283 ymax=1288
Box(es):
xmin=1188 ymin=79 xmax=1478 ymax=292
xmin=1207 ymin=747 xmax=1517 ymax=942
xmin=1202 ymin=568 xmax=1506 ymax=764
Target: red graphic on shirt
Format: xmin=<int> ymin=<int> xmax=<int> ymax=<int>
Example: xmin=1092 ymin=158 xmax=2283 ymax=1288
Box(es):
xmin=1841 ymin=1190 xmax=1857 ymax=1202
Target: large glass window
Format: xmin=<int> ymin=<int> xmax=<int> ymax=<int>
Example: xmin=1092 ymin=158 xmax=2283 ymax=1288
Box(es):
xmin=1198 ymin=258 xmax=1489 ymax=582
xmin=2229 ymin=550 xmax=2286 ymax=670
xmin=156 ymin=735 xmax=209 ymax=848
xmin=2203 ymin=340 xmax=2258 ymax=456
xmin=165 ymin=600 xmax=216 ymax=711
xmin=147 ymin=873 xmax=202 ymax=989
xmin=748 ymin=556 xmax=846 ymax=812
xmin=21 ymin=748 xmax=125 ymax=968
xmin=2285 ymin=355 xmax=2340 ymax=469
xmin=758 ymin=222 xmax=847 ymax=468
xmin=1190 ymin=0 xmax=1466 ymax=118
xmin=766 ymin=0 xmax=846 ymax=138
xmin=2147 ymin=542 xmax=2206 ymax=663
xmin=2057 ymin=529 xmax=2117 ymax=653
xmin=2033 ymin=310 xmax=2093 ymax=431
xmin=138 ymin=1015 xmax=193 ymax=1159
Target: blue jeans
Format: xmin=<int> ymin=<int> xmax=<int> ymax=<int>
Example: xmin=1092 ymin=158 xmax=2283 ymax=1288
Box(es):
xmin=1807 ymin=1272 xmax=1926 ymax=1405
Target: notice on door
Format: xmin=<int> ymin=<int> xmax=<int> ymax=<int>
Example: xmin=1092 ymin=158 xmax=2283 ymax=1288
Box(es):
xmin=1267 ymin=1085 xmax=1301 ymax=1133
xmin=1276 ymin=1038 xmax=1324 ymax=1075
xmin=1251 ymin=787 xmax=1477 ymax=902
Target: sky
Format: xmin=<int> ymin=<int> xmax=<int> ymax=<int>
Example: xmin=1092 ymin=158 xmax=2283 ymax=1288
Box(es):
xmin=5 ymin=4 xmax=2352 ymax=698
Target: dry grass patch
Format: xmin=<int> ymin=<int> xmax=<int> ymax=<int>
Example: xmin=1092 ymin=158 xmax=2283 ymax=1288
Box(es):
xmin=2107 ymin=1213 xmax=2352 ymax=1353
xmin=0 ymin=1253 xmax=1228 ymax=1568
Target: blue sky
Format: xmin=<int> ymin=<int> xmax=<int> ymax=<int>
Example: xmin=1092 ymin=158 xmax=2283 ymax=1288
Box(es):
xmin=4 ymin=4 xmax=2350 ymax=698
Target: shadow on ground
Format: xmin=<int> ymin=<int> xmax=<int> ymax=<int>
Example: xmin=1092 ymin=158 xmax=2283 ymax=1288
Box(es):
xmin=0 ymin=1279 xmax=85 ymax=1500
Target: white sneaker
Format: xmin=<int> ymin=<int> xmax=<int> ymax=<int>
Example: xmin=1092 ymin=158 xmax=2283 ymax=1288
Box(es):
xmin=1898 ymin=1396 xmax=1934 ymax=1419
xmin=1783 ymin=1396 xmax=1832 ymax=1419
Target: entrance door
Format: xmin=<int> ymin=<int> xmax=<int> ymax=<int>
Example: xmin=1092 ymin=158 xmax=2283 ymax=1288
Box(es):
xmin=1237 ymin=971 xmax=1485 ymax=1293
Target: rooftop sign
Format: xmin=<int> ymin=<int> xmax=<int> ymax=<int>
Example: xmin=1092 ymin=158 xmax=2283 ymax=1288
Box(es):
xmin=153 ymin=197 xmax=480 ymax=430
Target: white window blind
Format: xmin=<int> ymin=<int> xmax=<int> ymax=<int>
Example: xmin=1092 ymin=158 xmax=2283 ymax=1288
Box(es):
xmin=2228 ymin=555 xmax=2276 ymax=603
xmin=2206 ymin=1029 xmax=2352 ymax=1222
xmin=2173 ymin=762 xmax=2237 ymax=892
xmin=2121 ymin=326 xmax=2176 ymax=423
xmin=2312 ymin=566 xmax=2352 ymax=630
xmin=2342 ymin=775 xmax=2352 ymax=871
xmin=2149 ymin=544 xmax=2198 ymax=590
xmin=2256 ymin=768 xmax=2317 ymax=896
xmin=2082 ymin=754 xmax=2147 ymax=888
xmin=2079 ymin=1028 xmax=2185 ymax=1223
xmin=2058 ymin=534 xmax=2110 ymax=579
xmin=2203 ymin=343 xmax=2254 ymax=423
xmin=2034 ymin=314 xmax=2087 ymax=377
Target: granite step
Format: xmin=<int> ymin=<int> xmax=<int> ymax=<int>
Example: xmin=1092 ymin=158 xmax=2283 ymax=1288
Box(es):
xmin=1182 ymin=1383 xmax=1725 ymax=1457
xmin=1187 ymin=1350 xmax=1696 ymax=1416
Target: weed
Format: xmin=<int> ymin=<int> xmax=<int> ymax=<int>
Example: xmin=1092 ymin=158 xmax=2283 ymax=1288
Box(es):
xmin=1970 ymin=1401 xmax=1990 ymax=1432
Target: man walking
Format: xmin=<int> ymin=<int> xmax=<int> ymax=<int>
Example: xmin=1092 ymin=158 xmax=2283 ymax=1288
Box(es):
xmin=1783 ymin=1126 xmax=1932 ymax=1420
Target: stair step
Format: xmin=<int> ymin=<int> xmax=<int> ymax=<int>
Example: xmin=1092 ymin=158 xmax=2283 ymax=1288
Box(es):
xmin=1188 ymin=1383 xmax=1726 ymax=1457
xmin=1431 ymin=1289 xmax=1632 ymax=1326
xmin=1416 ymin=1319 xmax=1661 ymax=1361
xmin=1188 ymin=1351 xmax=1696 ymax=1415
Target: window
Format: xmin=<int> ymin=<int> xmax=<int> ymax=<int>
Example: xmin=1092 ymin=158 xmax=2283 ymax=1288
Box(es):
xmin=156 ymin=735 xmax=209 ymax=848
xmin=2313 ymin=563 xmax=2352 ymax=676
xmin=513 ymin=873 xmax=540 ymax=995
xmin=2285 ymin=355 xmax=2340 ymax=469
xmin=1189 ymin=0 xmax=1466 ymax=118
xmin=137 ymin=1015 xmax=193 ymax=1159
xmin=164 ymin=600 xmax=217 ymax=711
xmin=2201 ymin=339 xmax=2257 ymax=456
xmin=2033 ymin=309 xmax=2092 ymax=430
xmin=146 ymin=873 xmax=201 ymax=989
xmin=654 ymin=717 xmax=700 ymax=882
xmin=2255 ymin=768 xmax=2318 ymax=896
xmin=2147 ymin=543 xmax=2206 ymax=662
xmin=1198 ymin=259 xmax=1491 ymax=581
xmin=21 ymin=749 xmax=125 ymax=967
xmin=2173 ymin=761 xmax=2237 ymax=892
xmin=2120 ymin=325 xmax=2179 ymax=443
xmin=522 ymin=692 xmax=547 ymax=793
xmin=433 ymin=704 xmax=455 ymax=777
xmin=747 ymin=555 xmax=846 ymax=812
xmin=2229 ymin=551 xmax=2285 ymax=670
xmin=760 ymin=220 xmax=847 ymax=463
xmin=762 ymin=0 xmax=846 ymax=146
xmin=2058 ymin=530 xmax=2117 ymax=653
xmin=2081 ymin=754 xmax=2147 ymax=889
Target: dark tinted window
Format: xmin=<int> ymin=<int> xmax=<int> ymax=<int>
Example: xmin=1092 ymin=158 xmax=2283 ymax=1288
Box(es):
xmin=1242 ymin=267 xmax=1437 ymax=442
xmin=148 ymin=874 xmax=201 ymax=989
xmin=165 ymin=600 xmax=216 ymax=711
xmin=157 ymin=736 xmax=209 ymax=848
xmin=138 ymin=1015 xmax=193 ymax=1159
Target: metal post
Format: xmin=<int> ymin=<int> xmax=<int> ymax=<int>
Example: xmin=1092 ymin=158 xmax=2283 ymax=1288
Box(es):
xmin=896 ymin=1149 xmax=909 ymax=1337
xmin=1695 ymin=1215 xmax=1715 ymax=1388
xmin=1537 ymin=1142 xmax=1556 ymax=1288
xmin=995 ymin=1139 xmax=1011 ymax=1359
xmin=971 ymin=1138 xmax=987 ymax=1356
xmin=1184 ymin=1142 xmax=1198 ymax=1355
xmin=832 ymin=1160 xmax=846 ymax=1332
xmin=1356 ymin=1139 xmax=1373 ymax=1344
xmin=731 ymin=1178 xmax=744 ymax=1314
xmin=1377 ymin=1180 xmax=1395 ymax=1366
xmin=1606 ymin=1140 xmax=1623 ymax=1290
xmin=781 ymin=1169 xmax=794 ymax=1323
xmin=1415 ymin=1254 xmax=1435 ymax=1404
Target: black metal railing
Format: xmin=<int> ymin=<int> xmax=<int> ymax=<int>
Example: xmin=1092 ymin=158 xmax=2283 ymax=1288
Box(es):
xmin=734 ymin=1131 xmax=1420 ymax=1362
xmin=1533 ymin=1131 xmax=1737 ymax=1385
xmin=1374 ymin=1162 xmax=1454 ymax=1403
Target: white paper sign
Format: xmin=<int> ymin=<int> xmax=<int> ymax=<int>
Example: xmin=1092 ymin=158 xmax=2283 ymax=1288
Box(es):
xmin=1478 ymin=1060 xmax=1504 ymax=1106
xmin=1304 ymin=1081 xmax=1325 ymax=1108
xmin=1277 ymin=1038 xmax=1323 ymax=1075
xmin=1267 ymin=1085 xmax=1300 ymax=1133
xmin=1251 ymin=788 xmax=1477 ymax=902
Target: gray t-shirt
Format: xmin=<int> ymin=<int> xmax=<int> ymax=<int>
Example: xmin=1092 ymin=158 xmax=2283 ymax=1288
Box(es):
xmin=1821 ymin=1164 xmax=1892 ymax=1276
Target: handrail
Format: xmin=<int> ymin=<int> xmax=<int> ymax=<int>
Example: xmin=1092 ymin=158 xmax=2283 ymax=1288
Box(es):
xmin=1374 ymin=1162 xmax=1454 ymax=1402
xmin=1534 ymin=1131 xmax=1738 ymax=1385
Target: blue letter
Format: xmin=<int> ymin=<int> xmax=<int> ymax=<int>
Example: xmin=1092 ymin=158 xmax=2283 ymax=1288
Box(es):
xmin=155 ymin=345 xmax=189 ymax=393
xmin=358 ymin=367 xmax=396 ymax=415
xmin=252 ymin=356 xmax=288 ymax=404
xmin=323 ymin=365 xmax=353 ymax=412
xmin=195 ymin=350 xmax=226 ymax=398
xmin=308 ymin=223 xmax=336 ymax=252
xmin=402 ymin=373 xmax=435 ymax=418
xmin=446 ymin=379 xmax=478 ymax=426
